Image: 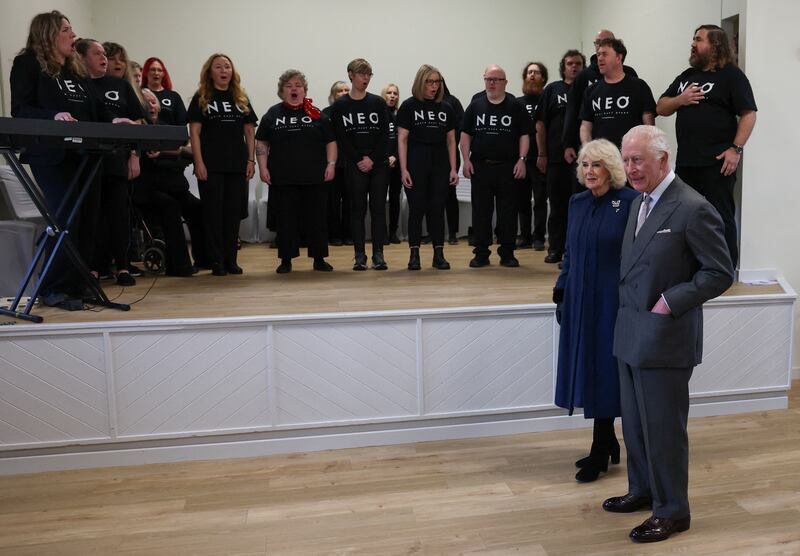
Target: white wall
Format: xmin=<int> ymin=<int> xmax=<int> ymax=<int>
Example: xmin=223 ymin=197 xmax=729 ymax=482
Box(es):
xmin=89 ymin=0 xmax=581 ymax=118
xmin=0 ymin=0 xmax=95 ymax=116
xmin=740 ymin=0 xmax=800 ymax=369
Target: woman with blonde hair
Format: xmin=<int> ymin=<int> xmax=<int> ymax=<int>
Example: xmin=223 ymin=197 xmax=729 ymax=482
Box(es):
xmin=187 ymin=53 xmax=257 ymax=276
xmin=553 ymin=138 xmax=637 ymax=483
xmin=322 ymin=80 xmax=351 ymax=246
xmin=382 ymin=83 xmax=403 ymax=244
xmin=397 ymin=65 xmax=459 ymax=270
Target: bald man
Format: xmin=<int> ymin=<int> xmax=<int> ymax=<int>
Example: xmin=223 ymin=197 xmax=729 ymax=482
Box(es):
xmin=460 ymin=65 xmax=532 ymax=268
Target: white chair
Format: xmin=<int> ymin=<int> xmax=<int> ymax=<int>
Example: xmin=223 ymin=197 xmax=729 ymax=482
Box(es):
xmin=0 ymin=165 xmax=46 ymax=236
xmin=0 ymin=220 xmax=38 ymax=297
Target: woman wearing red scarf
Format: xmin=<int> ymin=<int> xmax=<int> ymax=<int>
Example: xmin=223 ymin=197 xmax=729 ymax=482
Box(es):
xmin=256 ymin=69 xmax=337 ymax=274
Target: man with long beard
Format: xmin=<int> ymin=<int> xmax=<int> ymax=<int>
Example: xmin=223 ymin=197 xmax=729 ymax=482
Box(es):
xmin=657 ymin=24 xmax=756 ymax=268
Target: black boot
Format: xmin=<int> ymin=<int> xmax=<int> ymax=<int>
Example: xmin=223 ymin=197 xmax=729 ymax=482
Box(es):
xmin=575 ymin=418 xmax=618 ymax=483
xmin=408 ymin=247 xmax=421 ymax=271
xmin=432 ymin=246 xmax=450 ymax=270
xmin=372 ymin=250 xmax=387 ymax=271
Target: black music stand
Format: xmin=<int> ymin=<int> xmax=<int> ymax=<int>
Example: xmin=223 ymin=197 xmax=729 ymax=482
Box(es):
xmin=0 ymin=117 xmax=187 ymax=323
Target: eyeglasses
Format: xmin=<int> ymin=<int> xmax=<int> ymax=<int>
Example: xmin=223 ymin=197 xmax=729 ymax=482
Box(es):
xmin=483 ymin=77 xmax=507 ymax=84
xmin=425 ymin=79 xmax=442 ymax=85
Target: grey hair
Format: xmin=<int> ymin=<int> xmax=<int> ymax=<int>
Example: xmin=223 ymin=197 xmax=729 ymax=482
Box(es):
xmin=622 ymin=125 xmax=672 ymax=161
xmin=576 ymin=139 xmax=627 ymax=189
xmin=277 ymin=69 xmax=308 ymax=97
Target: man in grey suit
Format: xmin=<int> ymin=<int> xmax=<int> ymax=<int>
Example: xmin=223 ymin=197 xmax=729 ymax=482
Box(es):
xmin=602 ymin=125 xmax=733 ymax=543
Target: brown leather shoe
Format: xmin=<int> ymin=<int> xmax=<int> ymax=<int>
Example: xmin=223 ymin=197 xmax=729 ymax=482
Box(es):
xmin=629 ymin=515 xmax=690 ymax=543
xmin=602 ymin=493 xmax=653 ymax=513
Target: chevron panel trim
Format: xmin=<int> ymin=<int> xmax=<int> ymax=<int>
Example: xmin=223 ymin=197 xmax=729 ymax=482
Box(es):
xmin=0 ymin=334 xmax=108 ymax=445
xmin=112 ymin=327 xmax=269 ymax=436
xmin=423 ymin=315 xmax=554 ymax=414
xmin=274 ymin=321 xmax=417 ymax=425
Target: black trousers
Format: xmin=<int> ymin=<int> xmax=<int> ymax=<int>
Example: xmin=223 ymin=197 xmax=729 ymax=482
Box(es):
xmin=31 ymin=158 xmax=101 ymax=297
xmin=275 ymin=183 xmax=328 ymax=260
xmin=517 ymin=161 xmax=546 ymax=242
xmin=197 ymin=172 xmax=246 ymax=267
xmin=387 ymin=165 xmax=403 ymax=236
xmin=347 ymin=163 xmax=388 ymax=254
xmin=677 ymin=163 xmax=738 ymax=267
xmin=143 ymin=189 xmax=205 ymax=273
xmin=445 ymin=182 xmax=459 ymax=237
xmin=326 ymin=167 xmax=350 ymax=241
xmin=406 ymin=144 xmax=450 ymax=248
xmin=470 ymin=161 xmax=518 ymax=259
xmin=546 ymin=163 xmax=576 ymax=255
xmin=94 ymin=173 xmax=131 ymax=272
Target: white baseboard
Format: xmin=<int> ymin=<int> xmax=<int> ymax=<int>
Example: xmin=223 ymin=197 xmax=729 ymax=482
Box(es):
xmin=0 ymin=396 xmax=786 ymax=476
xmin=737 ymin=268 xmax=778 ymax=283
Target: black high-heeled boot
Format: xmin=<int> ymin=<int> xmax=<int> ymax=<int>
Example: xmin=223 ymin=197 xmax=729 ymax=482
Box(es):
xmin=576 ymin=418 xmax=620 ymax=467
xmin=575 ymin=418 xmax=617 ymax=483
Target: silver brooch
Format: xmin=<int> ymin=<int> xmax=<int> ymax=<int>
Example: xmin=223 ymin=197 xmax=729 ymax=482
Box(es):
xmin=611 ymin=200 xmax=621 ymax=208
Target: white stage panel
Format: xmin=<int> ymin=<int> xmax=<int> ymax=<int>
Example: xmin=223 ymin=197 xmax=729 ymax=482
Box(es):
xmin=693 ymin=304 xmax=793 ymax=394
xmin=423 ymin=315 xmax=554 ymax=415
xmin=0 ymin=334 xmax=108 ymax=445
xmin=274 ymin=321 xmax=418 ymax=425
xmin=112 ymin=327 xmax=269 ymax=436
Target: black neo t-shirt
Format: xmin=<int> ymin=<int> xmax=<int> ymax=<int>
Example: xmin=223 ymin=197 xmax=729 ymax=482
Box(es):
xmin=331 ymin=92 xmax=390 ymax=165
xmin=580 ymin=75 xmax=656 ymax=147
xmin=255 ymin=103 xmax=335 ymax=185
xmin=187 ymin=89 xmax=257 ymax=174
xmin=396 ymin=97 xmax=455 ymax=145
xmin=535 ymin=80 xmax=571 ymax=162
xmin=154 ymin=89 xmax=187 ymax=126
xmin=322 ymin=105 xmax=346 ymax=169
xmin=661 ymin=64 xmax=757 ymax=167
xmin=563 ymin=55 xmax=638 ymax=150
xmin=387 ymin=111 xmax=398 ymax=158
xmin=462 ymin=94 xmax=532 ymax=162
xmin=517 ymin=92 xmax=540 ymax=160
xmin=93 ymin=75 xmax=146 ymax=176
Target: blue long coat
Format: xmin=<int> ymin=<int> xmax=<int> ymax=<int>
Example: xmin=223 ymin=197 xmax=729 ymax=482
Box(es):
xmin=555 ymin=186 xmax=638 ymax=418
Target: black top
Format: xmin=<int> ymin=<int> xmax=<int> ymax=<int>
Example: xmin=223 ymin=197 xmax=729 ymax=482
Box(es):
xmin=661 ymin=63 xmax=757 ymax=166
xmin=396 ymin=97 xmax=455 ymax=145
xmin=331 ymin=92 xmax=390 ymax=165
xmin=154 ymin=89 xmax=187 ymax=126
xmin=579 ymin=75 xmax=656 ymax=148
xmin=563 ymin=54 xmax=638 ymax=150
xmin=321 ymin=105 xmax=346 ymax=169
xmin=535 ymin=80 xmax=572 ymax=162
xmin=517 ymin=92 xmax=541 ymax=160
xmin=462 ymin=94 xmax=532 ymax=162
xmin=187 ymin=89 xmax=257 ymax=174
xmin=387 ymin=111 xmax=398 ymax=159
xmin=93 ymin=75 xmax=146 ymax=176
xmin=10 ymin=49 xmax=108 ymax=164
xmin=255 ymin=103 xmax=335 ymax=185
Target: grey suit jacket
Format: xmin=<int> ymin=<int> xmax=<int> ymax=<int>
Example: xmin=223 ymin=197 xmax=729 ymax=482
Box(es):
xmin=613 ymin=176 xmax=734 ymax=368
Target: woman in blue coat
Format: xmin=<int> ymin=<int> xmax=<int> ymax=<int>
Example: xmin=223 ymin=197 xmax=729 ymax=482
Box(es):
xmin=553 ymin=138 xmax=637 ymax=482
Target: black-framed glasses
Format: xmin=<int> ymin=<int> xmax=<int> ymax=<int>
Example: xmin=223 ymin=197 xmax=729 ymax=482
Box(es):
xmin=425 ymin=79 xmax=442 ymax=85
xmin=483 ymin=77 xmax=507 ymax=84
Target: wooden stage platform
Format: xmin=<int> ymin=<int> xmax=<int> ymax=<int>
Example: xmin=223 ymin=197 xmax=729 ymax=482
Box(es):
xmin=0 ymin=240 xmax=794 ymax=475
xmin=2 ymin=241 xmax=784 ymax=325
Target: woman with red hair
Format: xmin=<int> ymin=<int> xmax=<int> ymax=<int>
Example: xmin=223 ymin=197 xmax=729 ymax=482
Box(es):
xmin=142 ymin=57 xmax=186 ymax=126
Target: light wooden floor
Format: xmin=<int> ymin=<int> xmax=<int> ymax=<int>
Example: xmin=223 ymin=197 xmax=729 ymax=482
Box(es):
xmin=0 ymin=382 xmax=797 ymax=555
xmin=3 ymin=241 xmax=783 ymax=324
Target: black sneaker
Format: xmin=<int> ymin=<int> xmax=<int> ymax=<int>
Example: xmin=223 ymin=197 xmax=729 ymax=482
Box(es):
xmin=313 ymin=258 xmax=333 ymax=271
xmin=500 ymin=256 xmax=520 ymax=268
xmin=353 ymin=253 xmax=368 ymax=271
xmin=116 ymin=272 xmax=136 ymax=286
xmin=469 ymin=256 xmax=490 ymax=268
xmin=98 ymin=269 xmax=114 ymax=281
xmin=544 ymin=252 xmax=562 ymax=264
xmin=276 ymin=260 xmax=292 ymax=274
xmin=127 ymin=264 xmax=144 ymax=277
xmin=372 ymin=252 xmax=388 ymax=271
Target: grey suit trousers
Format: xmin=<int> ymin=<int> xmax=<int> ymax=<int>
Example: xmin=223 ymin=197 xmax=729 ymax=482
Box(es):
xmin=618 ymin=361 xmax=693 ymax=519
